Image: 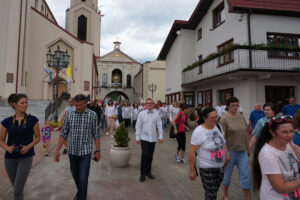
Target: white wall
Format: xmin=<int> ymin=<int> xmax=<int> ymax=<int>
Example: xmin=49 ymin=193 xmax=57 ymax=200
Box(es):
xmin=165 ymin=37 xmax=182 ymax=95
xmin=250 ymin=14 xmax=300 ymax=44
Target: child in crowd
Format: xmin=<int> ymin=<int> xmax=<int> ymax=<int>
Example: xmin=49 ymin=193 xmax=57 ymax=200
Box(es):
xmin=41 ymin=121 xmax=54 ymax=156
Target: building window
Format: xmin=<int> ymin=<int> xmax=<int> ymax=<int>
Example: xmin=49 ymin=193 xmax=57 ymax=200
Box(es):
xmin=197 ymin=91 xmax=203 ymax=106
xmin=77 ymin=15 xmax=87 ymax=41
xmin=265 ymin=86 xmax=294 ymax=111
xmin=218 ymin=39 xmax=234 ymax=66
xmin=81 ymin=0 xmax=86 ymax=1
xmin=213 ymin=2 xmax=225 ymax=28
xmin=127 ymin=74 xmax=131 ymax=88
xmin=197 ymin=28 xmax=202 ymax=40
xmin=267 ymin=33 xmax=300 ymax=58
xmin=6 ymin=73 xmax=14 ymax=83
xmin=84 ymin=81 xmax=89 ymax=91
xmin=204 ymin=90 xmax=212 ymax=108
xmin=184 ymin=92 xmax=194 ymax=107
xmin=218 ymin=88 xmax=233 ymax=105
xmin=41 ymin=5 xmax=44 ymax=12
xmin=198 ymin=55 xmax=203 ymax=74
xmin=35 ymin=0 xmax=38 ymax=9
xmin=102 ymin=73 xmax=107 ymax=87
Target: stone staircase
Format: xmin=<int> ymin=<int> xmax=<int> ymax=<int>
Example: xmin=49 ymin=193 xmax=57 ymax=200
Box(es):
xmin=0 ymin=100 xmax=50 ymax=125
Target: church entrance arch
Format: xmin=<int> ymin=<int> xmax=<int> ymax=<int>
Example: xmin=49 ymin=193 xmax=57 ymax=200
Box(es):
xmin=52 ymin=79 xmax=68 ymax=100
xmin=112 ymin=69 xmax=122 ymax=88
xmin=104 ymin=91 xmax=129 ymax=102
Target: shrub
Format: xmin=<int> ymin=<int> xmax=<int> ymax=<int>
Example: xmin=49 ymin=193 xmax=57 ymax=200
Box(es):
xmin=114 ymin=122 xmax=130 ymax=147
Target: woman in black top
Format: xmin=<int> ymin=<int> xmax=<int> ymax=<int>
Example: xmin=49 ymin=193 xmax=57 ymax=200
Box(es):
xmin=0 ymin=94 xmax=40 ymax=200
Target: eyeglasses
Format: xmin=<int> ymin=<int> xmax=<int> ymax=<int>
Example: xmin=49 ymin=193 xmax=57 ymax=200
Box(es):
xmin=269 ymin=115 xmax=293 ymax=127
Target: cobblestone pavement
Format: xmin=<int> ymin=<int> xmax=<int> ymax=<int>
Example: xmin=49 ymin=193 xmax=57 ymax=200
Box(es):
xmin=0 ymin=126 xmax=259 ymax=200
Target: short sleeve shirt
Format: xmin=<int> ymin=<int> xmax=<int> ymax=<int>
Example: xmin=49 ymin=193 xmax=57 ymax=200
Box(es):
xmin=41 ymin=126 xmax=53 ymax=141
xmin=259 ymin=143 xmax=300 ymax=200
xmin=251 ymin=117 xmax=269 ymax=139
xmin=1 ymin=115 xmax=39 ymax=159
xmin=282 ymin=104 xmax=300 ymax=116
xmin=249 ymin=110 xmax=265 ymax=128
xmin=191 ymin=125 xmax=226 ymax=168
xmin=220 ymin=113 xmax=247 ymax=151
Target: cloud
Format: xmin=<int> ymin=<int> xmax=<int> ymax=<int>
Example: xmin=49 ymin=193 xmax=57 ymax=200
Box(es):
xmin=46 ymin=0 xmax=198 ymax=63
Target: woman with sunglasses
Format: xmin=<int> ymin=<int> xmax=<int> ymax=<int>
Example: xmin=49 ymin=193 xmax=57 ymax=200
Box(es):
xmin=252 ymin=115 xmax=300 ymax=199
xmin=189 ymin=108 xmax=229 ymax=200
xmin=0 ymin=94 xmax=40 ymax=200
xmin=248 ymin=103 xmax=279 ymax=149
xmin=293 ymin=109 xmax=300 ymax=147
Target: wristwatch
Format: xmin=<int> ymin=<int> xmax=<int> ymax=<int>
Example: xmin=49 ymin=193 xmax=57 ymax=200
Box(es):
xmin=94 ymin=150 xmax=100 ymax=154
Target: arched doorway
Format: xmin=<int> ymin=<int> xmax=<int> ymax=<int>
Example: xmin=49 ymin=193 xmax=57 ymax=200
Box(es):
xmin=104 ymin=91 xmax=129 ymax=102
xmin=52 ymin=80 xmax=68 ymax=100
xmin=112 ymin=69 xmax=122 ymax=88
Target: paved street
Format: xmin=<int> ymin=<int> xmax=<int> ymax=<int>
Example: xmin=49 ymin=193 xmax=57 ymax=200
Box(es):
xmin=0 ymin=126 xmax=259 ymax=200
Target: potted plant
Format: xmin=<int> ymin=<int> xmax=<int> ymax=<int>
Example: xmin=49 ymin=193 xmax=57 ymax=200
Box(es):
xmin=110 ymin=122 xmax=132 ymax=168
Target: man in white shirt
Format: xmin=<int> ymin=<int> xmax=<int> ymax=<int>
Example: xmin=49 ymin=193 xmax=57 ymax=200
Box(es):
xmin=136 ymin=98 xmax=163 ymax=182
xmin=215 ymin=101 xmax=226 ymax=121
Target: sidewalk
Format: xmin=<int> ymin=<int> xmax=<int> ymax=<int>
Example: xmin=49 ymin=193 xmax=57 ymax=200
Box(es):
xmin=0 ymin=127 xmax=259 ymax=200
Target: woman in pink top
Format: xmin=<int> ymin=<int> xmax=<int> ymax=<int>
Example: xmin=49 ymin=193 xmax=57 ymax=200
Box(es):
xmin=173 ymin=105 xmax=190 ymax=163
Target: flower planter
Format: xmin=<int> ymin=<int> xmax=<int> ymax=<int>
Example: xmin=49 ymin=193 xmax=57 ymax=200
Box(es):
xmin=110 ymin=146 xmax=132 ymax=168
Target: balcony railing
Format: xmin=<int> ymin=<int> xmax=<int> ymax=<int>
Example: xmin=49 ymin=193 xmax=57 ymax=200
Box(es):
xmin=182 ymin=49 xmax=300 ymax=85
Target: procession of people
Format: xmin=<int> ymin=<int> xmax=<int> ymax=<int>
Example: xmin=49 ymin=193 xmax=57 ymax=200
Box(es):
xmin=1 ymin=93 xmax=300 ymax=200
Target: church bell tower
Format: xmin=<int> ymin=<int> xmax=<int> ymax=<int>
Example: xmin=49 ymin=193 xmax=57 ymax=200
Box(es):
xmin=65 ymin=0 xmax=101 ymax=56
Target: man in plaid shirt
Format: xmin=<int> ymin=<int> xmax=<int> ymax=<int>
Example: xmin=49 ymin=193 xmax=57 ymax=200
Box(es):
xmin=54 ymin=94 xmax=100 ymax=200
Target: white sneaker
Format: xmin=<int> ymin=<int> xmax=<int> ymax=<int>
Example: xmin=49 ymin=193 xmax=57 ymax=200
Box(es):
xmin=106 ymin=132 xmax=109 ymax=136
xmin=175 ymin=154 xmax=180 ymax=162
xmin=180 ymin=159 xmax=188 ymax=164
xmin=110 ymin=135 xmax=114 ymax=138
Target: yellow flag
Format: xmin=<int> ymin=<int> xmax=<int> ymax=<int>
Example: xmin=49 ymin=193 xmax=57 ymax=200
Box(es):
xmin=66 ymin=64 xmax=72 ymax=82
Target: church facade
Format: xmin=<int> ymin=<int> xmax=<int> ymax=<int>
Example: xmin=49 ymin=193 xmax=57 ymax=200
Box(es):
xmin=0 ymin=0 xmax=101 ymax=100
xmin=96 ymin=42 xmax=141 ymax=101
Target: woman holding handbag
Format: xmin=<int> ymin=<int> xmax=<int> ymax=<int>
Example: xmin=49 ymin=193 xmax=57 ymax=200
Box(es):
xmin=173 ymin=105 xmax=190 ymax=163
xmin=189 ymin=108 xmax=229 ymax=200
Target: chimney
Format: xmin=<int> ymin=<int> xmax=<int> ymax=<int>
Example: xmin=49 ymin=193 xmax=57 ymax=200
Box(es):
xmin=114 ymin=41 xmax=121 ymax=50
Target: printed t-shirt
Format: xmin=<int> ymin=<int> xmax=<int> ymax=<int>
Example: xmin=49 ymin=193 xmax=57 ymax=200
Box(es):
xmin=259 ymin=143 xmax=300 ymax=200
xmin=41 ymin=126 xmax=53 ymax=141
xmin=191 ymin=125 xmax=226 ymax=168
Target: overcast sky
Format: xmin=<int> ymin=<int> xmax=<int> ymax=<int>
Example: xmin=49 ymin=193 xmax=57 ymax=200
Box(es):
xmin=46 ymin=0 xmax=199 ymax=63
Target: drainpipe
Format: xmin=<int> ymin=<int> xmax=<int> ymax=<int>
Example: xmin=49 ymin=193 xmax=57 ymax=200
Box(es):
xmin=16 ymin=0 xmax=23 ymax=93
xmin=247 ymin=10 xmax=253 ymax=69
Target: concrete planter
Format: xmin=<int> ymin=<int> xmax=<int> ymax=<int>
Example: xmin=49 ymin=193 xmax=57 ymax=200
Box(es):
xmin=110 ymin=146 xmax=132 ymax=168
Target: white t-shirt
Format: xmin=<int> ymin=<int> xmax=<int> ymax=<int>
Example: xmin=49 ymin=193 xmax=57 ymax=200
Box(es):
xmin=215 ymin=105 xmax=225 ymax=117
xmin=259 ymin=143 xmax=300 ymax=200
xmin=191 ymin=125 xmax=226 ymax=168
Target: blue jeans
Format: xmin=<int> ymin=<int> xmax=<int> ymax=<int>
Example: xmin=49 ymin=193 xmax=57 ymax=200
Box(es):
xmin=222 ymin=151 xmax=250 ymax=189
xmin=101 ymin=116 xmax=107 ymax=130
xmin=69 ymin=154 xmax=91 ymax=200
xmin=162 ymin=117 xmax=167 ymax=131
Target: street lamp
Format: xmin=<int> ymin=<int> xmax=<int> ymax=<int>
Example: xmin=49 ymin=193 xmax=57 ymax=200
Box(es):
xmin=46 ymin=45 xmax=70 ymax=122
xmin=148 ymin=83 xmax=157 ymax=99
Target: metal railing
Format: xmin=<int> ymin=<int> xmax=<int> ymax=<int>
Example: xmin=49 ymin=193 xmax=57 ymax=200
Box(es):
xmin=182 ymin=49 xmax=300 ymax=85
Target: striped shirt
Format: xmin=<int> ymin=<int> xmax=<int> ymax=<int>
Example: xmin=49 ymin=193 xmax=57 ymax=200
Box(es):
xmin=60 ymin=108 xmax=100 ymax=156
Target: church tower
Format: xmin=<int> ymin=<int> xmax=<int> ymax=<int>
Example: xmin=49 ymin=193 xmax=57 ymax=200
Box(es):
xmin=65 ymin=0 xmax=101 ymax=56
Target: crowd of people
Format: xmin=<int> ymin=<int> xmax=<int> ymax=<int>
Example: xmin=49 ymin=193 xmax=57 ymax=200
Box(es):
xmin=1 ymin=93 xmax=300 ymax=200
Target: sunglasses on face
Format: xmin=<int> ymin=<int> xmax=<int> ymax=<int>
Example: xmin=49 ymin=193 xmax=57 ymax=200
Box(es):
xmin=269 ymin=115 xmax=293 ymax=128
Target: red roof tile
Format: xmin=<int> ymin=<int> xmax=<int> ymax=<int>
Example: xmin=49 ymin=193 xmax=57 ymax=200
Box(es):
xmin=227 ymin=0 xmax=300 ymax=12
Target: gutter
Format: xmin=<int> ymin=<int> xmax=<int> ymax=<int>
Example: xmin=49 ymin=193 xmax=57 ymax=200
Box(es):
xmin=247 ymin=10 xmax=252 ymax=69
xmin=16 ymin=0 xmax=23 ymax=93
